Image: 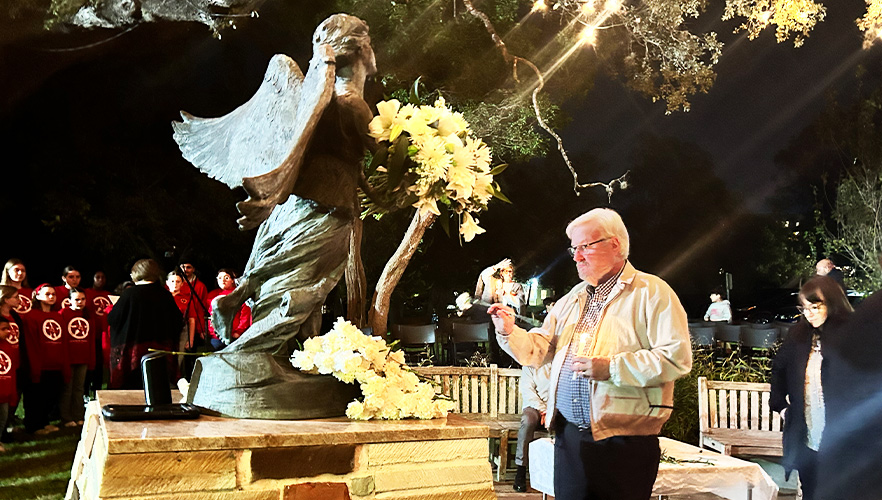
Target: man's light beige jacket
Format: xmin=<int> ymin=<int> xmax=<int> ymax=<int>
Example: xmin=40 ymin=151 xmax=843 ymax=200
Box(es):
xmin=497 ymin=262 xmax=693 ymax=441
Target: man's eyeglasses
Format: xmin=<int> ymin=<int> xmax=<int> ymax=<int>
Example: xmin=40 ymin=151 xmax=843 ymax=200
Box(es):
xmin=797 ymin=303 xmax=825 ymax=315
xmin=567 ymin=238 xmax=610 ymax=256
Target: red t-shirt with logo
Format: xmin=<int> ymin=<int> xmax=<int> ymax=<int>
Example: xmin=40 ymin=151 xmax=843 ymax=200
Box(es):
xmin=13 ymin=288 xmax=33 ymax=317
xmin=86 ymin=288 xmax=113 ymax=369
xmin=54 ymin=286 xmax=70 ymax=311
xmin=22 ymin=309 xmax=70 ymax=383
xmin=85 ymin=288 xmax=112 ymax=319
xmin=0 ymin=314 xmax=19 ymax=405
xmin=1 ymin=313 xmax=21 ymax=371
xmin=179 ymin=279 xmax=208 ymax=334
xmin=172 ymin=293 xmax=198 ymax=321
xmin=61 ymin=308 xmax=96 ymax=369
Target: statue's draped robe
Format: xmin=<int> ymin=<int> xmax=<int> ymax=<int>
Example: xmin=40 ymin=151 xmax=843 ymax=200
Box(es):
xmin=183 ymin=77 xmax=373 ymax=419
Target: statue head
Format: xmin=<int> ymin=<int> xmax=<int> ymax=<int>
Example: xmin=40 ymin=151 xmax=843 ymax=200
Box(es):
xmin=313 ymin=14 xmax=375 ymax=75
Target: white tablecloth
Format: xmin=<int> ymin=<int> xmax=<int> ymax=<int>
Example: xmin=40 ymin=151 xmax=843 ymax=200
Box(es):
xmin=529 ymin=436 xmax=778 ymax=500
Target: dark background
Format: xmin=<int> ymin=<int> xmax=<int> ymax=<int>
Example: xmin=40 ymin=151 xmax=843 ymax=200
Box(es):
xmin=2 ymin=1 xmax=880 ymax=320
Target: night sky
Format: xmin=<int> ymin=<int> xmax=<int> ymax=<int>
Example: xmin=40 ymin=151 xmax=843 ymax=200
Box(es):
xmin=1 ymin=1 xmax=880 ymax=319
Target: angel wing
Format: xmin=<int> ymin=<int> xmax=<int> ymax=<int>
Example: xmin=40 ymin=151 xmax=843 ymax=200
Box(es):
xmin=172 ymin=46 xmax=336 ymax=229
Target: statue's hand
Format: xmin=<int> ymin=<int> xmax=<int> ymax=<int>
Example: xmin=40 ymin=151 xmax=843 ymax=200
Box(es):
xmin=494 ymin=258 xmax=512 ymax=271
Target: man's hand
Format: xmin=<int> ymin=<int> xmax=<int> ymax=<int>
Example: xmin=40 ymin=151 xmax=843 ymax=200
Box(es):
xmin=572 ymin=356 xmax=611 ymax=381
xmin=487 ymin=303 xmax=515 ymax=335
xmin=540 ymin=411 xmax=547 ymax=427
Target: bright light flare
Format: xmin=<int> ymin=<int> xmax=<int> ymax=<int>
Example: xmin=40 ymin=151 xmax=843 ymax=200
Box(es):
xmin=581 ymin=0 xmax=595 ymax=15
xmin=603 ymin=0 xmax=621 ymax=12
xmin=532 ymin=0 xmax=548 ymax=13
xmin=580 ymin=26 xmax=597 ymax=45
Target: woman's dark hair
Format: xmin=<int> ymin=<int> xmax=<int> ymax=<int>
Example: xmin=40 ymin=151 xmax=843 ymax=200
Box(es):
xmin=62 ymin=265 xmax=79 ymax=276
xmin=799 ymin=276 xmax=853 ymax=323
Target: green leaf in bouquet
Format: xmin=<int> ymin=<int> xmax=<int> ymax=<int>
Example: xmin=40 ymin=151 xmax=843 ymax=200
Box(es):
xmin=489 ymin=182 xmax=512 ymax=204
xmin=387 ymin=135 xmax=411 ymax=187
xmin=489 ymin=163 xmax=508 ymax=176
xmin=409 ymin=76 xmax=423 ymax=105
xmin=407 ymin=145 xmax=419 ymax=156
xmin=366 ymin=143 xmax=389 ymax=177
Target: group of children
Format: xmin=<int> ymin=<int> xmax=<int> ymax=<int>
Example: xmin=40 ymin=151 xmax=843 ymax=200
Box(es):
xmin=0 ymin=257 xmax=252 ymax=449
xmin=0 ymin=260 xmax=110 ymax=445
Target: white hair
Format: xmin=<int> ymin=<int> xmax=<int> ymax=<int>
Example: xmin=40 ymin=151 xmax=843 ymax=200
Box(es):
xmin=565 ymin=208 xmax=630 ymax=259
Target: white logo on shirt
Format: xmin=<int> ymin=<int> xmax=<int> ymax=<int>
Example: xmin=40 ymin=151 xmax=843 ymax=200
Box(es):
xmin=15 ymin=294 xmax=31 ymax=314
xmin=93 ymin=296 xmax=111 ymax=316
xmin=68 ymin=317 xmax=90 ymax=340
xmin=43 ymin=319 xmax=62 ymax=341
xmin=0 ymin=350 xmax=11 ymax=375
xmin=6 ymin=323 xmax=19 ymax=345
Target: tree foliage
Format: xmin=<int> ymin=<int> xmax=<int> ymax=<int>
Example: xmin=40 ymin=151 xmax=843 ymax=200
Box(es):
xmin=831 ymin=163 xmax=882 ymax=291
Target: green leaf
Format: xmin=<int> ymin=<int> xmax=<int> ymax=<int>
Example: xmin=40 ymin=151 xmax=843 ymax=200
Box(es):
xmin=489 ymin=163 xmax=509 ymax=176
xmin=366 ymin=143 xmax=389 ymax=177
xmin=489 ymin=183 xmax=512 ymax=204
xmin=438 ymin=204 xmax=450 ymax=237
xmin=387 ymin=135 xmax=410 ymax=187
xmin=409 ymin=76 xmax=423 ymax=105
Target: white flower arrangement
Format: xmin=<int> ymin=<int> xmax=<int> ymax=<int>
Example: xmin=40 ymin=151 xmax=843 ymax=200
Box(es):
xmin=290 ymin=317 xmax=454 ymax=420
xmin=366 ymin=96 xmax=507 ymax=242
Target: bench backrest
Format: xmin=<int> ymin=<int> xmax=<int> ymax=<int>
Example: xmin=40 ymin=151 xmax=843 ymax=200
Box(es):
xmin=414 ymin=364 xmax=523 ymax=418
xmin=698 ymin=377 xmax=783 ymax=433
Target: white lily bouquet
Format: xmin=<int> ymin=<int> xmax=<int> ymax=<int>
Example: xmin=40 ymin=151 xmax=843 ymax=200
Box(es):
xmin=365 ymin=96 xmax=508 ymax=242
xmin=291 ymin=318 xmax=454 ymax=420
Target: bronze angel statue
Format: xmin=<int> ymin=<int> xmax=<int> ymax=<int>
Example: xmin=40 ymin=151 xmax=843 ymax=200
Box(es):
xmin=171 ymin=14 xmax=375 ymax=418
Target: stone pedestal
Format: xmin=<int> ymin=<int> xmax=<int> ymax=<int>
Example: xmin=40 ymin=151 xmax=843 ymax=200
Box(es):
xmin=66 ymin=391 xmax=495 ymax=500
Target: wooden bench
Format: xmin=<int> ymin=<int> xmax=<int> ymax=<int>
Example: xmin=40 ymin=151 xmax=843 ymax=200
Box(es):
xmin=697 ymin=377 xmax=783 ymax=457
xmin=414 ymin=364 xmax=527 ymax=481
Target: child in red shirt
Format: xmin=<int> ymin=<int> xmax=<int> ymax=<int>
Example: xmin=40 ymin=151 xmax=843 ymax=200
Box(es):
xmin=60 ymin=288 xmax=94 ymax=426
xmin=206 ymin=268 xmax=252 ymax=349
xmin=85 ymin=271 xmax=111 ymax=394
xmin=0 ymin=318 xmax=17 ymax=453
xmin=0 ymin=286 xmax=24 ymax=444
xmin=22 ymin=284 xmax=69 ymax=435
xmin=1 ymin=259 xmax=33 ymax=318
xmin=54 ymin=266 xmax=82 ymax=311
xmin=167 ymin=272 xmax=197 ymax=377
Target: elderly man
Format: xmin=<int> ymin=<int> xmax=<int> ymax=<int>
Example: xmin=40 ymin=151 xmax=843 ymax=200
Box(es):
xmin=488 ymin=208 xmax=692 ymax=500
xmin=815 ymin=258 xmax=845 ymax=290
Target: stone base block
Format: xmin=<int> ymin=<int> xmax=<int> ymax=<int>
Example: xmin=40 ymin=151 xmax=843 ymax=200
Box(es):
xmin=66 ymin=391 xmax=493 ymax=500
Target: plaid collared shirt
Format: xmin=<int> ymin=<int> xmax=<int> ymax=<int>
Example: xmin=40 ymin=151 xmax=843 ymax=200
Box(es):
xmin=555 ymin=265 xmax=625 ymax=428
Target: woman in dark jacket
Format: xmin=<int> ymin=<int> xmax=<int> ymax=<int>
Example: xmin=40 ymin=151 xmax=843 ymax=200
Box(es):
xmin=107 ymin=259 xmax=182 ymax=389
xmin=770 ymin=276 xmax=852 ymax=500
xmin=815 ymin=288 xmax=882 ymax=500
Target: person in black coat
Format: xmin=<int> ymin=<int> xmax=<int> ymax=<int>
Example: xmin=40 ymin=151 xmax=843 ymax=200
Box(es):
xmin=815 ymin=287 xmax=882 ymax=500
xmin=770 ymin=276 xmax=852 ymax=500
xmin=107 ymin=259 xmax=182 ymax=390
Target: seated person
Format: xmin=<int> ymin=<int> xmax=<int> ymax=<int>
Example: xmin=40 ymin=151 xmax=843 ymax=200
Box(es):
xmin=514 ymin=363 xmax=552 ymax=492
